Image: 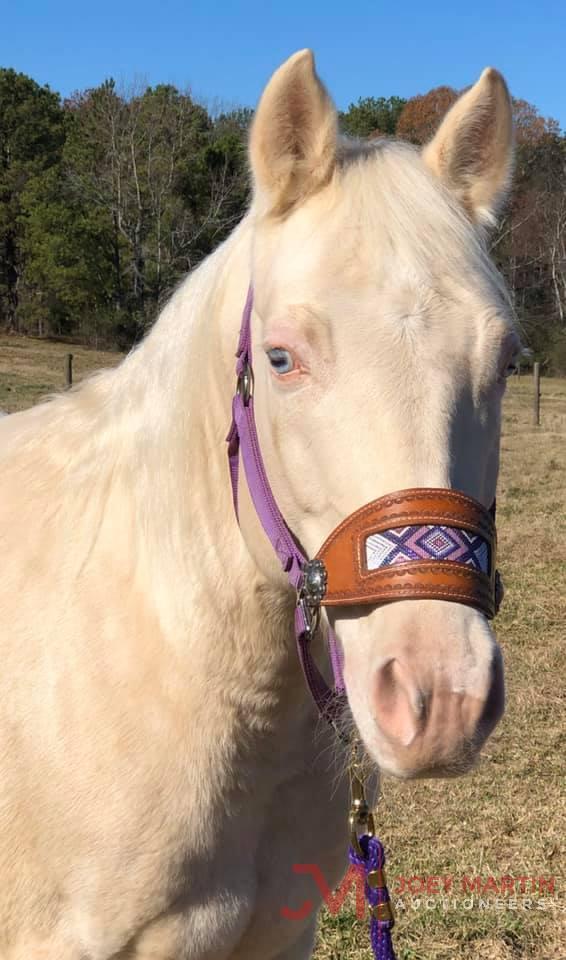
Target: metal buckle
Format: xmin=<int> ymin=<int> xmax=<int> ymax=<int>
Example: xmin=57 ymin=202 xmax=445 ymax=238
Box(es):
xmin=348 ymin=743 xmax=395 ymax=926
xmin=302 ymin=559 xmax=327 ymax=604
xmin=348 ymin=743 xmax=376 ymax=857
xmin=297 ymin=595 xmax=321 ymax=640
xmin=297 ymin=559 xmax=327 ymax=640
xmin=236 ymin=362 xmax=253 ymax=406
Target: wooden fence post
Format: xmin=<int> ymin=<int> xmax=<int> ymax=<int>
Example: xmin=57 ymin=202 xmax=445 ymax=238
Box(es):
xmin=533 ymin=361 xmax=540 ymax=426
xmin=65 ymin=353 xmax=73 ymax=390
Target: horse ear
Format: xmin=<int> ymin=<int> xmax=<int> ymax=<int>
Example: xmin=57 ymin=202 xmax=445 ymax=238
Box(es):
xmin=423 ymin=68 xmax=514 ymax=226
xmin=249 ymin=49 xmax=337 ymax=216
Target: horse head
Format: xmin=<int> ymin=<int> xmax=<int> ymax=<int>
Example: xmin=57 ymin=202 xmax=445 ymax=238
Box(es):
xmin=238 ymin=51 xmax=518 ymax=779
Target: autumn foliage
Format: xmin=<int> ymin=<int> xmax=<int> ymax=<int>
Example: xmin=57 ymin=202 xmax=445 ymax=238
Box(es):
xmin=396 ymin=86 xmax=458 ymax=144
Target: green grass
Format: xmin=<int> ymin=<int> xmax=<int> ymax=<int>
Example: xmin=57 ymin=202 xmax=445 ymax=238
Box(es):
xmin=1 ymin=339 xmax=564 ymax=958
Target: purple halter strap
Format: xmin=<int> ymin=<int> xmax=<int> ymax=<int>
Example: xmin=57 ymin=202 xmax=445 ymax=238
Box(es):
xmin=226 ymin=287 xmax=345 ymax=725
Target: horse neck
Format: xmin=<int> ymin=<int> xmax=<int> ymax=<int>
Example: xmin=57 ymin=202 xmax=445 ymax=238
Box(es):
xmin=118 ymin=217 xmax=311 ymax=716
xmin=125 ymin=219 xmax=251 ymax=588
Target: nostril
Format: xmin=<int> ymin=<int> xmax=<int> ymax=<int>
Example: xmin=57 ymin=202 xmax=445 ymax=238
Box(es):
xmin=477 ymin=647 xmax=505 ymax=739
xmin=374 ymin=658 xmax=423 ymax=747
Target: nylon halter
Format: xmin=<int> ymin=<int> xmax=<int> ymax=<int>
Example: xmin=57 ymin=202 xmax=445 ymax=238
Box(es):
xmin=226 ymin=287 xmax=346 ymax=726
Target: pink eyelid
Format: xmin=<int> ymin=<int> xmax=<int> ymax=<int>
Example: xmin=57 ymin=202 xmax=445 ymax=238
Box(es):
xmin=271 ymin=361 xmax=305 ymax=381
xmin=264 ymin=341 xmax=308 ymax=380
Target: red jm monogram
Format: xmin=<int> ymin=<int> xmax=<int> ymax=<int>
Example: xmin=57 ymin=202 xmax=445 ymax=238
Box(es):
xmin=280 ymin=864 xmax=367 ymax=921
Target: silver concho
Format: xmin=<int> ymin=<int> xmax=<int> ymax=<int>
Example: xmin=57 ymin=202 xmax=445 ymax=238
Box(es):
xmin=302 ymin=559 xmax=328 ymax=604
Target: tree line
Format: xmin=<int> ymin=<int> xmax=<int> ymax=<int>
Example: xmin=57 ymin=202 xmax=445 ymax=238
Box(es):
xmin=1 ymin=68 xmax=564 ymax=370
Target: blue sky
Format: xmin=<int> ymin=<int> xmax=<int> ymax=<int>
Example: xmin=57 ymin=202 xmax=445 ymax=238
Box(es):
xmin=2 ymin=0 xmax=565 ymax=129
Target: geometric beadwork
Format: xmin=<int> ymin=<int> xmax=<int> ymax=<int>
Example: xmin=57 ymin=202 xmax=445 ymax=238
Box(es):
xmin=366 ymin=524 xmax=490 ymax=573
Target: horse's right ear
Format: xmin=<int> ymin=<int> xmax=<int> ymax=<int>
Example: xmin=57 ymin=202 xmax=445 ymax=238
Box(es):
xmin=423 ymin=68 xmax=514 ymax=227
xmin=250 ymin=50 xmax=337 ymax=217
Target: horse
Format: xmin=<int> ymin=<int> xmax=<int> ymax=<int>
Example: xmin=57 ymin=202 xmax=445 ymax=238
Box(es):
xmin=0 ymin=50 xmax=517 ymax=960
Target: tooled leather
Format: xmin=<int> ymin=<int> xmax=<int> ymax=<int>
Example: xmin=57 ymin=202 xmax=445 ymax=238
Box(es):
xmin=321 ymin=566 xmax=496 ymax=618
xmin=315 ymin=489 xmax=497 ymax=619
xmin=318 ymin=489 xmax=495 ymax=554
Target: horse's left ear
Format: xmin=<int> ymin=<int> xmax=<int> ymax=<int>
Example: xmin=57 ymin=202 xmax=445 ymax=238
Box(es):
xmin=423 ymin=68 xmax=513 ymax=226
xmin=249 ymin=50 xmax=337 ymax=217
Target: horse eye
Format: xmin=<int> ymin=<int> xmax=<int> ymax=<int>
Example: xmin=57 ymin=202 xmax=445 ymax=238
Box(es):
xmin=505 ymin=360 xmax=518 ymax=378
xmin=267 ymin=348 xmax=295 ymax=375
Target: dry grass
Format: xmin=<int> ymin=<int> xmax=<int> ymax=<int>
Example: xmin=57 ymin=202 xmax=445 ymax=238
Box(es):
xmin=0 ymin=339 xmax=564 ymax=958
xmin=0 ymin=334 xmax=121 ymax=412
xmin=316 ymin=377 xmax=566 ymax=959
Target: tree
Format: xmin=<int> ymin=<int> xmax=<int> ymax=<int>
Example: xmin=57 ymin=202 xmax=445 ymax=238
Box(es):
xmin=0 ymin=69 xmax=64 ymax=331
xmin=492 ymin=116 xmax=566 ymax=371
xmin=1 ymin=67 xmax=564 ymax=365
xmin=513 ymin=98 xmax=560 ymax=147
xmin=340 ymin=96 xmax=406 ymax=138
xmin=21 ymin=162 xmax=119 ymax=342
xmin=396 ymin=86 xmax=458 ymax=144
xmin=20 ymin=80 xmax=251 ymax=345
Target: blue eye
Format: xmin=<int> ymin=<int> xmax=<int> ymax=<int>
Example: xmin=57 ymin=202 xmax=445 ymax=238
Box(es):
xmin=267 ymin=348 xmax=295 ymax=375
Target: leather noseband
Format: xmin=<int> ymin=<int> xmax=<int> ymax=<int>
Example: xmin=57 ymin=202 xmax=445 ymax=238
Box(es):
xmin=312 ymin=488 xmax=498 ymax=620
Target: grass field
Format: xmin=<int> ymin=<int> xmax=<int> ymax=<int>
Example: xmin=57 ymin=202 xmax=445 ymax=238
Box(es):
xmin=0 ymin=335 xmax=564 ymax=958
xmin=0 ymin=334 xmax=121 ymax=412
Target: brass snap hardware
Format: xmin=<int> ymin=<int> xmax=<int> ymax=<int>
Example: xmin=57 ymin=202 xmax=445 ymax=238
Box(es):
xmin=367 ymin=868 xmax=385 ymax=889
xmin=370 ymin=900 xmax=395 ymax=923
xmin=348 ymin=743 xmax=376 ymax=857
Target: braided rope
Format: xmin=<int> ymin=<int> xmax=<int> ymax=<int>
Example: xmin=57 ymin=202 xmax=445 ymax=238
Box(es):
xmin=349 ymin=836 xmax=396 ymax=960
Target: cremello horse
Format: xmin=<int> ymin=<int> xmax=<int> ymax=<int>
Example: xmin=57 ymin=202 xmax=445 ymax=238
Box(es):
xmin=0 ymin=51 xmax=518 ymax=960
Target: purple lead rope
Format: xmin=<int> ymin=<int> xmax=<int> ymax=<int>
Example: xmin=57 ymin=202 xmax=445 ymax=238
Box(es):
xmin=227 ymin=287 xmax=396 ymax=960
xmin=350 ymin=837 xmax=396 ymax=960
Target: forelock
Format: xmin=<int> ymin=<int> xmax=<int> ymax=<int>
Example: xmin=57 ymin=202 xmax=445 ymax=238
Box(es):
xmin=334 ymin=138 xmax=511 ymax=309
